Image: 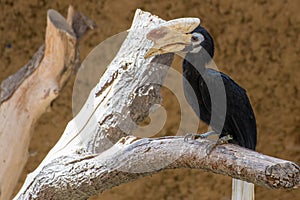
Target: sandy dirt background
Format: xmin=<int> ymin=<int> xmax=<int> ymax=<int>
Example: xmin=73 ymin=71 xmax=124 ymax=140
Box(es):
xmin=1 ymin=0 xmax=299 ymax=199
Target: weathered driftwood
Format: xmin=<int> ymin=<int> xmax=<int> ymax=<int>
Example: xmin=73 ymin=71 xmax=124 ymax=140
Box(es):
xmin=0 ymin=6 xmax=95 ymax=200
xmin=15 ymin=136 xmax=300 ymax=199
xmin=13 ymin=9 xmax=299 ymax=200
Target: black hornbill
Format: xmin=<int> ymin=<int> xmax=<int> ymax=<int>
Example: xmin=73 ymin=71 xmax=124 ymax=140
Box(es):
xmin=145 ymin=19 xmax=257 ymax=150
xmin=145 ymin=18 xmax=257 ymax=199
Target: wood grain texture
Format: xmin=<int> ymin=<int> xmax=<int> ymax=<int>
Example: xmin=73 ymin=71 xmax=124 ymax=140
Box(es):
xmin=0 ymin=7 xmax=94 ymax=200
xmin=13 ymin=9 xmax=299 ymax=200
xmin=15 ymin=136 xmax=300 ymax=200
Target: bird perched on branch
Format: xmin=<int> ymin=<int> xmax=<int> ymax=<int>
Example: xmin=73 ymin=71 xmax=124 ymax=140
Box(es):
xmin=145 ymin=18 xmax=257 ymax=200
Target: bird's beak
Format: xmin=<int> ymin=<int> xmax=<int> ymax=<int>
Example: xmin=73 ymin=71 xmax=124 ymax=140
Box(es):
xmin=144 ymin=18 xmax=200 ymax=59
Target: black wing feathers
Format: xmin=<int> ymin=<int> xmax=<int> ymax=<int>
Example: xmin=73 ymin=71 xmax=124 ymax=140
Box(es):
xmin=200 ymin=69 xmax=257 ymax=150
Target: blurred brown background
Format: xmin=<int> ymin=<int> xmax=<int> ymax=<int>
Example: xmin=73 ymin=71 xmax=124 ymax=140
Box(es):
xmin=1 ymin=0 xmax=299 ymax=199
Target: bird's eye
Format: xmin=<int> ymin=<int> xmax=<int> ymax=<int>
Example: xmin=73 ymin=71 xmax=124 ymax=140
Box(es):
xmin=191 ymin=35 xmax=199 ymax=42
xmin=191 ymin=33 xmax=204 ymax=44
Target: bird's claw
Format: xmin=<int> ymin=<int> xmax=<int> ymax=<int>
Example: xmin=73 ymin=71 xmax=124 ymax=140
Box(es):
xmin=184 ymin=133 xmax=200 ymax=142
xmin=184 ymin=133 xmax=233 ymax=155
xmin=206 ymin=135 xmax=233 ymax=154
xmin=216 ymin=135 xmax=233 ymax=145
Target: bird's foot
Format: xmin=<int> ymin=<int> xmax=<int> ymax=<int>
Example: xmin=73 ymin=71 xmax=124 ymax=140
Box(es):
xmin=184 ymin=131 xmax=218 ymax=142
xmin=184 ymin=133 xmax=200 ymax=142
xmin=206 ymin=135 xmax=233 ymax=154
xmin=216 ymin=135 xmax=233 ymax=145
xmin=199 ymin=131 xmax=218 ymax=138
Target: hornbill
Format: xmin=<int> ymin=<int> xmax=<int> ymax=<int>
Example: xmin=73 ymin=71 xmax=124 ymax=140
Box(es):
xmin=145 ymin=18 xmax=257 ymax=200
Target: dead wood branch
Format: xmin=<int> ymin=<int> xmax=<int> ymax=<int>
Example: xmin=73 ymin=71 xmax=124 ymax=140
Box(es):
xmin=0 ymin=6 xmax=94 ymax=200
xmin=13 ymin=9 xmax=299 ymax=200
xmin=15 ymin=136 xmax=299 ymax=200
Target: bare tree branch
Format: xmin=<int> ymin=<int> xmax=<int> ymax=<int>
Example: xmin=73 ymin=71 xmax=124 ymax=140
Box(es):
xmin=14 ymin=8 xmax=173 ymax=200
xmin=0 ymin=6 xmax=94 ymax=200
xmin=15 ymin=136 xmax=300 ymax=200
xmin=13 ymin=9 xmax=299 ymax=200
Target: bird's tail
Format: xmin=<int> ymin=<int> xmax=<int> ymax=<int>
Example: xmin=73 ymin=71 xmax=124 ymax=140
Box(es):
xmin=232 ymin=178 xmax=255 ymax=200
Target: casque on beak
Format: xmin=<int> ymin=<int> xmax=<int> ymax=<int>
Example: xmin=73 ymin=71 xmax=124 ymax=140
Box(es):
xmin=144 ymin=18 xmax=200 ymax=58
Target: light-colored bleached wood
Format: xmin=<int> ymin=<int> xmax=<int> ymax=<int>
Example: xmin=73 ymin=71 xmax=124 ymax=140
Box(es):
xmin=15 ymin=135 xmax=300 ymax=200
xmin=0 ymin=7 xmax=94 ymax=200
xmin=14 ymin=8 xmax=174 ymax=200
xmin=13 ymin=9 xmax=299 ymax=200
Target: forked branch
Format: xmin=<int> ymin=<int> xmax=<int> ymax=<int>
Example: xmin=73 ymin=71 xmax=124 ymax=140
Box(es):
xmin=14 ymin=9 xmax=299 ymax=200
